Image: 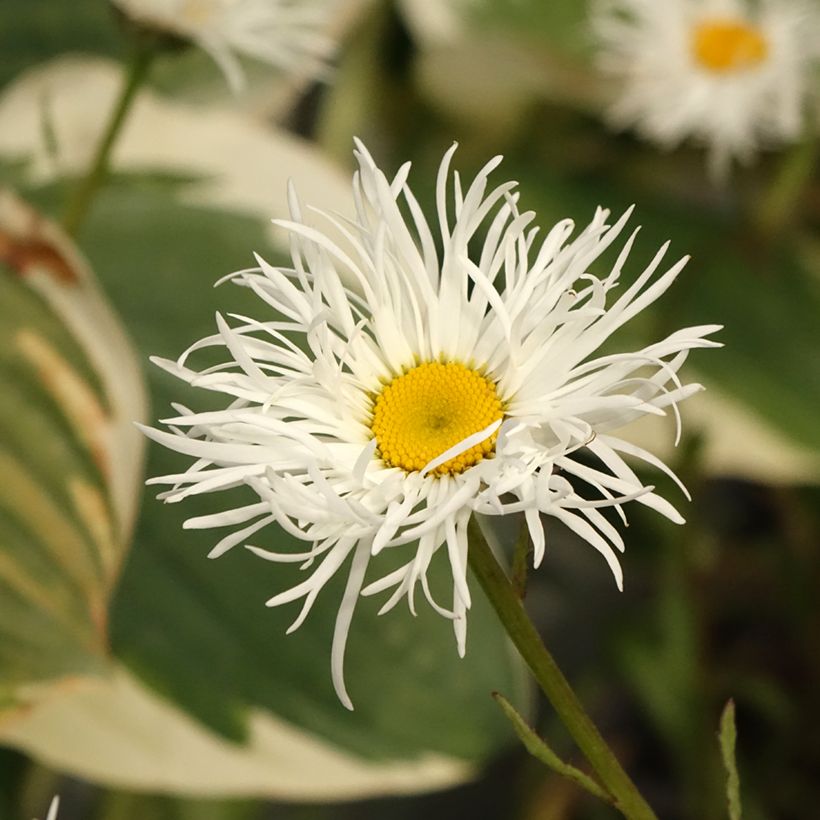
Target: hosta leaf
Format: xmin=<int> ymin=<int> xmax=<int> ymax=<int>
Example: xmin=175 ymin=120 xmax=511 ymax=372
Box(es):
xmin=0 ymin=664 xmax=475 ymax=800
xmin=0 ymin=60 xmax=526 ymax=797
xmin=0 ymin=190 xmax=147 ymax=692
xmin=95 ymin=176 xmax=524 ymax=776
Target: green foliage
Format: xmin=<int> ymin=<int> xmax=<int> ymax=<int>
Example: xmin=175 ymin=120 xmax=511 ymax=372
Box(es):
xmin=0 ymin=0 xmax=122 ymax=90
xmin=492 ymin=692 xmax=611 ymax=803
xmin=473 ymin=0 xmax=592 ymax=58
xmin=23 ymin=173 xmax=526 ymax=762
xmin=718 ymin=700 xmax=742 ymax=820
xmin=0 ymin=221 xmax=117 ymax=688
xmin=2 ymin=0 xmax=820 ymax=815
xmin=505 ymin=158 xmax=820 ymax=453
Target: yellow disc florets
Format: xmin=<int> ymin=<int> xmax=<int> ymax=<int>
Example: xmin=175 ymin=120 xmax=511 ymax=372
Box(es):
xmin=370 ymin=361 xmax=504 ymax=476
xmin=692 ymin=19 xmax=769 ymax=73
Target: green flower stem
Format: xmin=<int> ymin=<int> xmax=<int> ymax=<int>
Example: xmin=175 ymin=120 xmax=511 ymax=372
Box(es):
xmin=754 ymin=135 xmax=818 ymax=240
xmin=510 ymin=517 xmax=532 ymax=599
xmin=467 ymin=517 xmax=657 ymax=820
xmin=62 ymin=42 xmax=155 ymax=236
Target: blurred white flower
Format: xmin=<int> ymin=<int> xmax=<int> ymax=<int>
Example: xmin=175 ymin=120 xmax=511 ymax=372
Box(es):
xmin=591 ymin=0 xmax=820 ymax=176
xmin=142 ymin=140 xmax=720 ymax=708
xmin=110 ymin=0 xmax=335 ymax=92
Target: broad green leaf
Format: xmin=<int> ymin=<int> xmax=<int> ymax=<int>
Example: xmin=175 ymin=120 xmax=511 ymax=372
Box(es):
xmin=0 ymin=60 xmax=527 ymax=796
xmin=1 ymin=664 xmax=473 ymax=800
xmin=0 ymin=57 xmax=357 ymax=232
xmin=91 ymin=178 xmax=526 ymax=763
xmin=0 ymin=190 xmax=147 ymax=691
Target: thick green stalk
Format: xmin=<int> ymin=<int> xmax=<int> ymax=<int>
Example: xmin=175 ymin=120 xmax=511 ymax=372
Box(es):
xmin=467 ymin=517 xmax=657 ymax=820
xmin=62 ymin=43 xmax=155 ymax=236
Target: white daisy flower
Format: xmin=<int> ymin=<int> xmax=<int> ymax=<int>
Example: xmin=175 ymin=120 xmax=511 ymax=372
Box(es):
xmin=591 ymin=0 xmax=820 ymax=176
xmin=110 ymin=0 xmax=335 ymax=92
xmin=141 ymin=140 xmax=720 ymax=708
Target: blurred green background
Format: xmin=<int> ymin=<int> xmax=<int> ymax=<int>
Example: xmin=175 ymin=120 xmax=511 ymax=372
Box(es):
xmin=1 ymin=2 xmax=819 ymax=819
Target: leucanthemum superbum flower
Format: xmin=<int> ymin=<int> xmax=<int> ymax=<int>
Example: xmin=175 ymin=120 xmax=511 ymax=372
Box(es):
xmin=110 ymin=0 xmax=334 ymax=92
xmin=141 ymin=140 xmax=720 ymax=708
xmin=591 ymin=0 xmax=820 ymax=176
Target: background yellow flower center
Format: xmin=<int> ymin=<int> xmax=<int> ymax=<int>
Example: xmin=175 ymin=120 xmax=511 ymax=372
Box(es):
xmin=370 ymin=362 xmax=503 ymax=476
xmin=692 ymin=19 xmax=768 ymax=73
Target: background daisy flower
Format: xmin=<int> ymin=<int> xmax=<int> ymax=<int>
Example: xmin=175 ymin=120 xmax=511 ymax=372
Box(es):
xmin=591 ymin=0 xmax=820 ymax=176
xmin=110 ymin=0 xmax=335 ymax=92
xmin=142 ymin=140 xmax=720 ymax=708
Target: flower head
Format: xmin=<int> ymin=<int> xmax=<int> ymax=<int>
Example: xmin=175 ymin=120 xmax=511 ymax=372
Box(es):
xmin=591 ymin=0 xmax=820 ymax=176
xmin=142 ymin=140 xmax=720 ymax=708
xmin=110 ymin=0 xmax=335 ymax=92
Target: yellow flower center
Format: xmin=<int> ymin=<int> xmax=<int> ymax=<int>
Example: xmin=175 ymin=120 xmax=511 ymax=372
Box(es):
xmin=692 ymin=19 xmax=769 ymax=73
xmin=370 ymin=361 xmax=503 ymax=476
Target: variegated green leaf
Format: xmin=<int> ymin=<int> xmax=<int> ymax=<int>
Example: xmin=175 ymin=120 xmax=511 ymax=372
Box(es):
xmin=0 ymin=58 xmax=526 ymax=799
xmin=0 ymin=190 xmax=147 ymax=692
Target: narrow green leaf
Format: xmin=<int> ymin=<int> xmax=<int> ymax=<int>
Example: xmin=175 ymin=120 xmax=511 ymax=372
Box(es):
xmin=719 ymin=699 xmax=742 ymax=820
xmin=492 ymin=691 xmax=612 ymax=804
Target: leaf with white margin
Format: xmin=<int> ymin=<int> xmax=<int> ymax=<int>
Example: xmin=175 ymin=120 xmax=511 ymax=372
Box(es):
xmin=0 ymin=56 xmax=357 ymax=240
xmin=0 ymin=190 xmax=147 ymax=691
xmin=3 ymin=664 xmax=473 ymax=800
xmin=0 ymin=58 xmax=527 ymax=797
xmin=619 ymin=386 xmax=820 ymax=485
